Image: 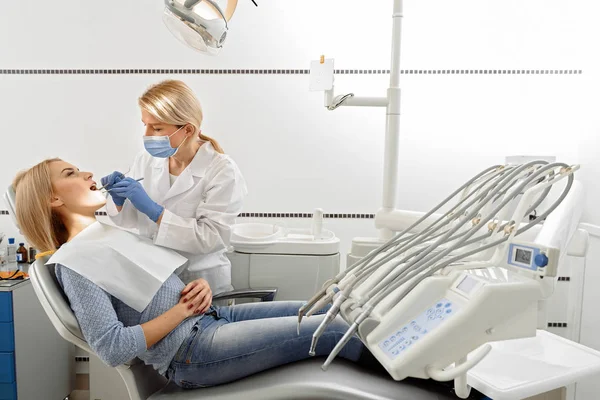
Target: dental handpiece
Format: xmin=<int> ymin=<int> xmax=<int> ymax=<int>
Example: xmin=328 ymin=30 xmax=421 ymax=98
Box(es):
xmin=308 ymin=281 xmax=356 ymax=355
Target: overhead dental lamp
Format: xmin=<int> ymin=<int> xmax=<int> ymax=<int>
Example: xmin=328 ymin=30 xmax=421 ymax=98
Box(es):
xmin=163 ymin=0 xmax=257 ymax=55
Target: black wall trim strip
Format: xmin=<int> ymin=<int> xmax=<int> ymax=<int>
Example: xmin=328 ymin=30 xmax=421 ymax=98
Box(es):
xmin=548 ymin=322 xmax=568 ymax=328
xmin=0 ymin=69 xmax=583 ymax=75
xmin=237 ymin=212 xmax=375 ymax=219
xmin=88 ymin=211 xmax=375 ymax=219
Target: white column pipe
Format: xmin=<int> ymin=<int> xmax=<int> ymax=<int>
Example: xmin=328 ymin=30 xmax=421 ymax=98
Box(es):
xmin=389 ymin=0 xmax=403 ymax=88
xmin=379 ymin=0 xmax=404 ymax=239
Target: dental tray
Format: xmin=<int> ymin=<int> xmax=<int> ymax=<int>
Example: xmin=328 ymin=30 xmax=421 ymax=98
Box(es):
xmin=467 ymin=330 xmax=600 ymax=399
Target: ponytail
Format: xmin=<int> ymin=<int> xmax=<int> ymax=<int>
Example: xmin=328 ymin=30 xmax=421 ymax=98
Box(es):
xmin=199 ymin=132 xmax=224 ymax=154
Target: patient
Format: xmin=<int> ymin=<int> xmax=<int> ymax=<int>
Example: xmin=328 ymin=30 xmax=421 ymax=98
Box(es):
xmin=13 ymin=158 xmax=373 ymax=389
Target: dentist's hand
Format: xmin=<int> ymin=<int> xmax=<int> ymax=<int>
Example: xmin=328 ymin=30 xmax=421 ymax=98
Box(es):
xmin=110 ymin=177 xmax=164 ymax=223
xmin=101 ymin=171 xmax=126 ymax=206
xmin=181 ymin=279 xmax=213 ymax=315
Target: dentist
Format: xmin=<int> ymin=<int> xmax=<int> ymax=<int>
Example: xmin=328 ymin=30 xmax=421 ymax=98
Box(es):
xmin=102 ymin=80 xmax=247 ymax=295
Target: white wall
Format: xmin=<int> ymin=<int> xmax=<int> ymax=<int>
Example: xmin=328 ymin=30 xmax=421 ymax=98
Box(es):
xmin=0 ymin=2 xmax=597 ymax=256
xmin=0 ymin=0 xmax=598 ymax=217
xmin=1 ymin=0 xmax=599 ymax=396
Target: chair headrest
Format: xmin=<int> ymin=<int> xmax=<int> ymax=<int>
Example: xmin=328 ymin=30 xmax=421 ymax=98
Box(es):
xmin=29 ymin=256 xmax=88 ymax=346
xmin=3 ymin=185 xmax=20 ymax=231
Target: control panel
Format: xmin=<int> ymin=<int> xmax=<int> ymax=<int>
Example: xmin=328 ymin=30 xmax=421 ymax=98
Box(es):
xmin=378 ymin=298 xmax=460 ymax=360
xmin=506 ymin=242 xmax=559 ymax=277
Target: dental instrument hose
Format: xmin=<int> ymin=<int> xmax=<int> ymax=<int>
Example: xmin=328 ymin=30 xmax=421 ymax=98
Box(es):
xmin=306 ymin=166 xmax=519 ymax=347
xmin=365 ymin=164 xmax=572 ymax=313
xmin=302 ymin=165 xmax=526 ymax=337
xmin=301 ymin=163 xmax=546 ymax=336
xmin=362 ymin=161 xmax=553 ymax=301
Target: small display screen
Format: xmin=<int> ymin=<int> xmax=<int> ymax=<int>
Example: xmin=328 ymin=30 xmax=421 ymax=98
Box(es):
xmin=456 ymin=275 xmax=478 ymax=294
xmin=515 ymin=248 xmax=532 ymax=265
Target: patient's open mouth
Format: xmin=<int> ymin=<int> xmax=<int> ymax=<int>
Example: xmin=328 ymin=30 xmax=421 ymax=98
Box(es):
xmin=90 ymin=184 xmax=98 ymax=191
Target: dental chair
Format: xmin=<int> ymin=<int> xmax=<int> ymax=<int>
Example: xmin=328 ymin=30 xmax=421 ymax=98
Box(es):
xmin=4 ymin=185 xmax=457 ymax=400
xmin=29 ymin=256 xmax=459 ymax=400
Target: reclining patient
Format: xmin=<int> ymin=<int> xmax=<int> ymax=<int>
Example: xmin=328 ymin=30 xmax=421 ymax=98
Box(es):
xmin=13 ymin=158 xmax=374 ymax=389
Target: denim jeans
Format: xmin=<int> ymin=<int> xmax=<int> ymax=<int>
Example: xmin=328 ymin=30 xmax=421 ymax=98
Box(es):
xmin=168 ymin=301 xmax=364 ymax=389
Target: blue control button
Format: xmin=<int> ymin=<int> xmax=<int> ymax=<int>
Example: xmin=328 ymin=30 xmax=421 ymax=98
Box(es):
xmin=436 ymin=303 xmax=443 ymax=308
xmin=446 ymin=309 xmax=452 ymax=314
xmin=428 ymin=315 xmax=435 ymax=320
xmin=384 ymin=340 xmax=390 ymax=347
xmin=392 ymin=349 xmax=400 ymax=355
xmin=535 ymin=253 xmax=549 ymax=268
xmin=390 ymin=336 xmax=397 ymax=342
xmin=413 ymin=325 xmax=421 ymax=332
xmin=411 ymin=321 xmax=416 ymax=325
xmin=445 ymin=303 xmax=451 ymax=308
xmin=436 ymin=309 xmax=442 ymax=315
xmin=422 ymin=329 xmax=428 ymax=334
xmin=412 ymin=336 xmax=419 ymax=341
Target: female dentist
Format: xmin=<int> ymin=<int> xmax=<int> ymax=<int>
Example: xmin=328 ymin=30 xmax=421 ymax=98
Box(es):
xmin=102 ymin=80 xmax=247 ymax=295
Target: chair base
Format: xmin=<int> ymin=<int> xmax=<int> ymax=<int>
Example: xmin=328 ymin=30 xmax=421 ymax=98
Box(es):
xmin=149 ymin=358 xmax=459 ymax=400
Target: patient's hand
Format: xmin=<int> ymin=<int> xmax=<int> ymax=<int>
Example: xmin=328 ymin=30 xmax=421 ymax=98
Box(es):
xmin=180 ymin=279 xmax=213 ymax=315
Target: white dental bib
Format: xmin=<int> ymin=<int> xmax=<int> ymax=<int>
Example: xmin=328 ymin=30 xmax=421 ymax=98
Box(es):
xmin=48 ymin=222 xmax=188 ymax=312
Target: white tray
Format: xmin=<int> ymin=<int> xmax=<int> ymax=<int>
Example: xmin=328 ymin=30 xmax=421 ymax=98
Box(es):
xmin=467 ymin=330 xmax=600 ymax=399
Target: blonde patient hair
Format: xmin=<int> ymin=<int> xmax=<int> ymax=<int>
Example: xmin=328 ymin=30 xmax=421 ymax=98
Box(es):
xmin=138 ymin=80 xmax=224 ymax=154
xmin=12 ymin=158 xmax=68 ymax=253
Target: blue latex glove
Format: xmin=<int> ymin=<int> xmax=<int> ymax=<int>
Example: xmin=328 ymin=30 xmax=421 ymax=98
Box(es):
xmin=100 ymin=171 xmax=126 ymax=207
xmin=110 ymin=178 xmax=164 ymax=222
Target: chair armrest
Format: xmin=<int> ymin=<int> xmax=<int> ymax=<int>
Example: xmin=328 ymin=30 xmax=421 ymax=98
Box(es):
xmin=213 ymin=288 xmax=277 ymax=302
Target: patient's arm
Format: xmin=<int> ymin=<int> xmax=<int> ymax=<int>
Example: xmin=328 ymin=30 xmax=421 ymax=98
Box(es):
xmin=139 ymin=299 xmax=189 ymax=348
xmin=56 ymin=265 xmax=148 ymax=367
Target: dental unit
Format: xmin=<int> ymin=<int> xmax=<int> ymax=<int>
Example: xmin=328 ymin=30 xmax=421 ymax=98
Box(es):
xmin=298 ymin=161 xmax=581 ymax=398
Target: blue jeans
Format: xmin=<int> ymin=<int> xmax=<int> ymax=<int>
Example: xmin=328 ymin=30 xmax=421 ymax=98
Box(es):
xmin=168 ymin=301 xmax=364 ymax=389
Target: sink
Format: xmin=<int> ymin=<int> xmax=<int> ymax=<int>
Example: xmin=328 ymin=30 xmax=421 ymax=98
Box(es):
xmin=230 ymin=223 xmax=340 ymax=255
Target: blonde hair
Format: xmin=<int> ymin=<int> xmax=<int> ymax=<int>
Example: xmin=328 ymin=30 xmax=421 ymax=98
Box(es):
xmin=12 ymin=158 xmax=68 ymax=253
xmin=138 ymin=80 xmax=224 ymax=154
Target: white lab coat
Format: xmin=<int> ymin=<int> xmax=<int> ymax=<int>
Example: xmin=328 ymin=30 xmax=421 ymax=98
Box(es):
xmin=106 ymin=142 xmax=247 ymax=294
